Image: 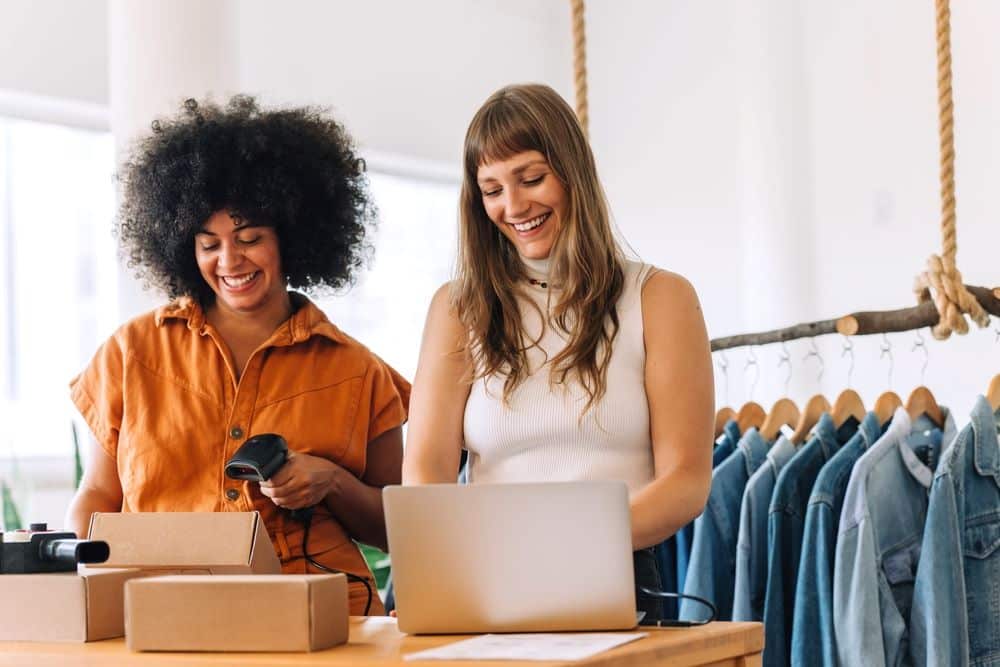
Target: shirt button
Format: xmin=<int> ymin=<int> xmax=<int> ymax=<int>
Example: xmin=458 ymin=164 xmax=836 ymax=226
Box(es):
xmin=230 ymin=426 xmax=243 ymax=440
xmin=226 ymin=488 xmax=240 ymax=501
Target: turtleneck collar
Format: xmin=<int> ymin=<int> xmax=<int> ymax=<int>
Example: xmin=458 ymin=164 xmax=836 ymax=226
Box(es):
xmin=520 ymin=254 xmax=551 ymax=282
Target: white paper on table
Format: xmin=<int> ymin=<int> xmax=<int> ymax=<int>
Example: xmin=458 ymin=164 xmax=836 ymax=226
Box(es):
xmin=404 ymin=633 xmax=648 ymax=661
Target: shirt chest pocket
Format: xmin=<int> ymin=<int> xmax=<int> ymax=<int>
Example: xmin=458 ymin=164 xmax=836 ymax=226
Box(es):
xmin=251 ymin=377 xmax=363 ymax=471
xmin=963 ymin=518 xmax=1000 ymax=560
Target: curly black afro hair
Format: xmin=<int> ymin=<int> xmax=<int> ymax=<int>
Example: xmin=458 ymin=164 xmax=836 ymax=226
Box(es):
xmin=117 ymin=95 xmax=375 ymax=303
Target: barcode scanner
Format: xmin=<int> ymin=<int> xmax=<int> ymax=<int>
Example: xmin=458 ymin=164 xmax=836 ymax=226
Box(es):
xmin=224 ymin=433 xmax=374 ymax=613
xmin=225 ymin=433 xmax=311 ymax=523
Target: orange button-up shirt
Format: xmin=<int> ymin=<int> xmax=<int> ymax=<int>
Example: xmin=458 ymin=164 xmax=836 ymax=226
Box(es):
xmin=71 ymin=294 xmax=409 ymax=615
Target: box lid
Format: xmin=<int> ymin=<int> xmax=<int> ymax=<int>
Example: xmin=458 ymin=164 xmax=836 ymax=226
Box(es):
xmin=88 ymin=512 xmax=279 ymax=573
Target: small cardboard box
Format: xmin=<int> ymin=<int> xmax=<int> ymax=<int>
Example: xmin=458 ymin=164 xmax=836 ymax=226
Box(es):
xmin=125 ymin=574 xmax=349 ymax=652
xmin=87 ymin=511 xmax=280 ymax=574
xmin=0 ymin=568 xmax=146 ymax=642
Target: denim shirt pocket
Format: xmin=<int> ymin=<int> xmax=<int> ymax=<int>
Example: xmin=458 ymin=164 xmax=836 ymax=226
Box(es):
xmin=962 ymin=517 xmax=1000 ymax=662
xmin=963 ymin=519 xmax=1000 ymax=559
xmin=883 ymin=542 xmax=920 ymax=622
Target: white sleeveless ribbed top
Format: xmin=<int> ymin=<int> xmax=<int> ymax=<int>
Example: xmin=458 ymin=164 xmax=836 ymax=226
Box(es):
xmin=463 ymin=259 xmax=655 ymax=494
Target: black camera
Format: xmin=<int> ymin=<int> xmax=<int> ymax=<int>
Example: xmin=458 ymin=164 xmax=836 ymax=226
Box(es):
xmin=0 ymin=524 xmax=110 ymax=574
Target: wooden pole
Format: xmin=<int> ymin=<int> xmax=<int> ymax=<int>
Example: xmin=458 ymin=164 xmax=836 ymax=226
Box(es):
xmin=710 ymin=285 xmax=1000 ymax=351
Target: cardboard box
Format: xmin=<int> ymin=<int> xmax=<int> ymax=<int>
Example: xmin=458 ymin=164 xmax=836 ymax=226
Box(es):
xmin=0 ymin=568 xmax=146 ymax=642
xmin=125 ymin=574 xmax=349 ymax=652
xmin=87 ymin=511 xmax=280 ymax=574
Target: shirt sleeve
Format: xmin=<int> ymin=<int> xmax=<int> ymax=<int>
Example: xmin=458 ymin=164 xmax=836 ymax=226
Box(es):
xmin=365 ymin=358 xmax=410 ymax=442
xmin=732 ymin=482 xmax=756 ymax=621
xmin=69 ymin=332 xmax=125 ymax=460
xmin=792 ymin=501 xmax=839 ymax=667
xmin=833 ymin=516 xmax=887 ymax=667
xmin=910 ymin=472 xmax=967 ymax=667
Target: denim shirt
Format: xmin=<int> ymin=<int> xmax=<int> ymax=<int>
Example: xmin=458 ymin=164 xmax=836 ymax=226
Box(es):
xmin=791 ymin=412 xmax=882 ymax=667
xmin=833 ymin=406 xmax=956 ymax=667
xmin=680 ymin=428 xmax=768 ymax=622
xmin=659 ymin=419 xmax=742 ymax=619
xmin=733 ymin=435 xmax=797 ymax=622
xmin=762 ymin=413 xmax=853 ymax=666
xmin=911 ymin=396 xmax=1000 ymax=667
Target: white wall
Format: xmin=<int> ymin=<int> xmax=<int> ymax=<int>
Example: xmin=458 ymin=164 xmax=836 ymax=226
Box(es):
xmin=235 ymin=0 xmax=572 ymax=166
xmin=0 ymin=0 xmax=109 ymax=104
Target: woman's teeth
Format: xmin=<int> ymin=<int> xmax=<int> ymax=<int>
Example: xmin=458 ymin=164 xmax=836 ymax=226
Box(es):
xmin=221 ymin=272 xmax=258 ymax=287
xmin=513 ymin=213 xmax=549 ymax=232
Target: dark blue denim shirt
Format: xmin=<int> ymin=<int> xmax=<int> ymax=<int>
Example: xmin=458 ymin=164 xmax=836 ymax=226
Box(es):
xmin=833 ymin=407 xmax=956 ymax=667
xmin=911 ymin=396 xmax=1000 ymax=667
xmin=658 ymin=419 xmax=742 ymax=619
xmin=791 ymin=412 xmax=882 ymax=667
xmin=680 ymin=428 xmax=767 ymax=622
xmin=762 ymin=413 xmax=855 ymax=667
xmin=733 ymin=435 xmax=797 ymax=622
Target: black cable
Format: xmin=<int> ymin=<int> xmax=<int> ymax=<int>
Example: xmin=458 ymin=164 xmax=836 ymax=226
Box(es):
xmin=293 ymin=506 xmax=374 ymax=616
xmin=636 ymin=586 xmax=717 ymax=627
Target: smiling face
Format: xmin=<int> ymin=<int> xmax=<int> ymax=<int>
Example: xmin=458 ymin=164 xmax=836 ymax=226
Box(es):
xmin=476 ymin=150 xmax=568 ymax=260
xmin=194 ymin=210 xmax=289 ymax=318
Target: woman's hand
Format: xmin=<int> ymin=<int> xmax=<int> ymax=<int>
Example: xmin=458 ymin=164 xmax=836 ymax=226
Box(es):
xmin=259 ymin=451 xmax=339 ymax=510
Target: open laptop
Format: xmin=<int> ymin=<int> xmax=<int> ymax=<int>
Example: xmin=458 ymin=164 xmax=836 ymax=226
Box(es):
xmin=383 ymin=481 xmax=637 ymax=634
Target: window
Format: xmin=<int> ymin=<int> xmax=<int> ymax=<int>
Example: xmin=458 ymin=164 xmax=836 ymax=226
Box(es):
xmin=316 ymin=169 xmax=459 ymax=382
xmin=0 ymin=117 xmax=115 ymax=460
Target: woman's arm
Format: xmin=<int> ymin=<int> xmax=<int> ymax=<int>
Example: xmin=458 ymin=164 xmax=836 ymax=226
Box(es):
xmin=402 ymin=283 xmax=472 ymax=484
xmin=65 ymin=438 xmax=124 ymax=538
xmin=258 ymin=427 xmax=402 ymax=552
xmin=630 ymin=270 xmax=715 ymax=550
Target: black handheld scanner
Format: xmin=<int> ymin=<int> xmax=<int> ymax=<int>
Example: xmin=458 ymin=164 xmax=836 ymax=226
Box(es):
xmin=0 ymin=531 xmax=110 ymax=574
xmin=224 ymin=433 xmax=289 ymax=481
xmin=225 ymin=434 xmax=313 ymax=523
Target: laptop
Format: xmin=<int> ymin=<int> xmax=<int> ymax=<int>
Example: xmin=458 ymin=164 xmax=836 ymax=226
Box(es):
xmin=383 ymin=481 xmax=637 ymax=634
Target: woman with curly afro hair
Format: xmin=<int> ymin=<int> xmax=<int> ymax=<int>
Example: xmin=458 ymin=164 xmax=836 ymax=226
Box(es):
xmin=66 ymin=96 xmax=409 ymax=616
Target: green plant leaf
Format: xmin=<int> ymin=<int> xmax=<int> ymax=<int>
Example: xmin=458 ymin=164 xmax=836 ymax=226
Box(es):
xmin=2 ymin=480 xmax=22 ymax=531
xmin=72 ymin=422 xmax=84 ymax=489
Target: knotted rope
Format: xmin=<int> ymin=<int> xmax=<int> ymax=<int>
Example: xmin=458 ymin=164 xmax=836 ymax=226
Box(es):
xmin=570 ymin=0 xmax=589 ymax=137
xmin=914 ymin=0 xmax=989 ymax=339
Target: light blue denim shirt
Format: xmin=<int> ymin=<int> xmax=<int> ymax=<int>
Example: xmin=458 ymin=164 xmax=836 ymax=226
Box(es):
xmin=911 ymin=396 xmax=1000 ymax=667
xmin=833 ymin=406 xmax=956 ymax=667
xmin=792 ymin=412 xmax=883 ymax=667
xmin=680 ymin=428 xmax=768 ymax=622
xmin=733 ymin=435 xmax=797 ymax=622
xmin=763 ymin=412 xmax=854 ymax=667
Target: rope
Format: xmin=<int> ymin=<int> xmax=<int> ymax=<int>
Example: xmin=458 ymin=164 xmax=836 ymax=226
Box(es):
xmin=570 ymin=0 xmax=589 ymax=137
xmin=914 ymin=0 xmax=989 ymax=339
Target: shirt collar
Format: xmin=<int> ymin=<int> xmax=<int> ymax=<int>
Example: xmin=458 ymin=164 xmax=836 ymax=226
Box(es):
xmin=154 ymin=292 xmax=349 ymax=346
xmin=889 ymin=405 xmax=957 ymax=489
xmin=971 ymin=395 xmax=1000 ymax=483
xmin=813 ymin=412 xmax=841 ymax=459
xmin=738 ymin=428 xmax=769 ymax=476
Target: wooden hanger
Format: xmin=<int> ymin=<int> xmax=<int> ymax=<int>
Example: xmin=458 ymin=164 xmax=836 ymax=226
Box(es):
xmin=714 ymin=407 xmax=737 ymax=439
xmin=831 ymin=389 xmax=866 ymax=428
xmin=905 ymin=385 xmax=944 ymax=428
xmin=760 ymin=398 xmax=800 ymax=442
xmin=988 ymin=374 xmax=1000 ymax=412
xmin=736 ymin=401 xmax=766 ymax=433
xmin=873 ymin=390 xmax=903 ymax=426
xmin=790 ymin=394 xmax=831 ymax=444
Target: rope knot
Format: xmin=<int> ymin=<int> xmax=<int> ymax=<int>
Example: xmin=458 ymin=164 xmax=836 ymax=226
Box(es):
xmin=914 ymin=254 xmax=989 ymax=340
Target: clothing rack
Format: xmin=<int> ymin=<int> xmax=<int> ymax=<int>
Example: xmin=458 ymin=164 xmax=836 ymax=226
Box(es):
xmin=711 ymin=285 xmax=1000 ymax=351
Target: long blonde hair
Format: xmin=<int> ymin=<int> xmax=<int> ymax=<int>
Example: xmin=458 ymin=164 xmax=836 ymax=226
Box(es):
xmin=454 ymin=83 xmax=625 ymax=413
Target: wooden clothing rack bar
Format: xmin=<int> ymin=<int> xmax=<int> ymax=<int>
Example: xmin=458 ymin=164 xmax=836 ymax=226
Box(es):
xmin=710 ymin=284 xmax=1000 ymax=351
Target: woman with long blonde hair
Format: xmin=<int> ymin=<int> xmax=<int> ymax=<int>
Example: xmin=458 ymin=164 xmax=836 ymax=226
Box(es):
xmin=403 ymin=84 xmax=714 ymax=620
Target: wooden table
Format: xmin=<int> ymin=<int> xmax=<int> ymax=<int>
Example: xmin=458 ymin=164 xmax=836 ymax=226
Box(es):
xmin=0 ymin=618 xmax=763 ymax=666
